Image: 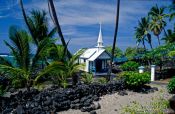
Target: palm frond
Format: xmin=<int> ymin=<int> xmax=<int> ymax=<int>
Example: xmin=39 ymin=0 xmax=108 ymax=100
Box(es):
xmin=0 ymin=56 xmax=13 ymax=66
xmin=34 ymin=61 xmax=64 ymax=83
xmin=7 ymin=26 xmax=31 ymax=71
xmin=0 ymin=65 xmax=27 ymax=80
xmin=31 ymin=37 xmax=53 ymax=69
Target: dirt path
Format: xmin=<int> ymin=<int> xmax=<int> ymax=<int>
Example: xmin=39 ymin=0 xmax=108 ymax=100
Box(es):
xmin=60 ymin=84 xmax=174 ymax=114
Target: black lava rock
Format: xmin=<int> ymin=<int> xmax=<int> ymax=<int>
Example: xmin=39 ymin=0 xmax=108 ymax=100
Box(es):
xmin=89 ymin=110 xmax=97 ymax=114
xmin=118 ymin=90 xmax=128 ymax=96
xmin=0 ymin=79 xmax=126 ymax=113
xmin=169 ymin=95 xmax=175 ymax=111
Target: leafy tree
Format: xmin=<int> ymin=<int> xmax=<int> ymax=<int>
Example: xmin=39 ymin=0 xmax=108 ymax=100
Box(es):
xmin=124 ymin=47 xmax=145 ymax=60
xmin=105 ymin=46 xmax=123 ymax=58
xmin=142 ymin=43 xmax=175 ymax=74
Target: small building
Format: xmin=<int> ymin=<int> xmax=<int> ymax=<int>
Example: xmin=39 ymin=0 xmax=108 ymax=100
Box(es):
xmin=78 ymin=24 xmax=111 ymax=73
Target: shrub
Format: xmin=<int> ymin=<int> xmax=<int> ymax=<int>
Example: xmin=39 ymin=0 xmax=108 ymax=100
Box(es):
xmin=97 ymin=77 xmax=107 ymax=84
xmin=81 ymin=73 xmax=93 ymax=84
xmin=167 ymin=77 xmax=175 ymax=93
xmin=120 ymin=61 xmax=139 ymax=71
xmin=120 ymin=71 xmax=150 ymax=88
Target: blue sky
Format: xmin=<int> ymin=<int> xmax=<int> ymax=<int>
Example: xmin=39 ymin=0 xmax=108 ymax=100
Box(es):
xmin=0 ymin=0 xmax=174 ymax=54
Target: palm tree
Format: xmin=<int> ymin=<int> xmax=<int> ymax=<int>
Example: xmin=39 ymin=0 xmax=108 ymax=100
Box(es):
xmin=0 ymin=27 xmax=63 ymax=90
xmin=135 ymin=27 xmax=146 ymax=50
xmin=19 ymin=0 xmax=56 ymax=44
xmin=46 ymin=45 xmax=84 ymax=86
xmin=26 ymin=10 xmax=56 ymax=45
xmin=110 ymin=0 xmax=120 ymax=80
xmin=149 ymin=17 xmax=162 ymax=45
xmin=148 ymin=4 xmax=168 ymax=38
xmin=48 ymin=0 xmax=72 ymax=58
xmin=19 ymin=0 xmax=57 ymax=67
xmin=136 ymin=17 xmax=153 ymax=49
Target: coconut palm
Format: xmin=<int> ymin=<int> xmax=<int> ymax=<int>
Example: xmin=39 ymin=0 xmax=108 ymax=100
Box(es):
xmin=109 ymin=0 xmax=120 ymax=80
xmin=0 ymin=27 xmax=63 ymax=90
xmin=111 ymin=0 xmax=120 ymax=62
xmin=19 ymin=0 xmax=56 ymax=45
xmin=26 ymin=10 xmax=56 ymax=45
xmin=48 ymin=0 xmax=72 ymax=58
xmin=136 ymin=17 xmax=153 ymax=49
xmin=19 ymin=0 xmax=57 ymax=67
xmin=148 ymin=4 xmax=168 ymax=39
xmin=149 ymin=17 xmax=163 ymax=45
xmin=135 ymin=27 xmax=146 ymax=50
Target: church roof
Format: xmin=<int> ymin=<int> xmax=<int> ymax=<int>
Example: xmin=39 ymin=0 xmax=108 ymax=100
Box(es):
xmin=80 ymin=48 xmax=106 ymax=61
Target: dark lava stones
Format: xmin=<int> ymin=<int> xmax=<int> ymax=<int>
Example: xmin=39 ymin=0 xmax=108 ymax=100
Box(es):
xmin=0 ymin=80 xmax=125 ymax=113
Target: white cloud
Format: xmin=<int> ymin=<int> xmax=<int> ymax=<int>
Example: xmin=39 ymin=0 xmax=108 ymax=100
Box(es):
xmin=0 ymin=0 xmax=172 ymax=53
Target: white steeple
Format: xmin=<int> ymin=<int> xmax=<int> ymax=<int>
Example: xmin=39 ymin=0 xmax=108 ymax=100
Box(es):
xmin=96 ymin=23 xmax=104 ymax=48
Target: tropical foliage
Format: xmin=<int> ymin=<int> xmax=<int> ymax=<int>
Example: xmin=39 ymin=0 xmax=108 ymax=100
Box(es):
xmin=120 ymin=61 xmax=139 ymax=71
xmin=120 ymin=71 xmax=150 ymax=88
xmin=81 ymin=72 xmax=94 ymax=84
xmin=105 ymin=46 xmax=123 ymax=58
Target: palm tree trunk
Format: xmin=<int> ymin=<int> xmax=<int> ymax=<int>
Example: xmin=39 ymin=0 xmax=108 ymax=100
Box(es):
xmin=48 ymin=0 xmax=71 ymax=58
xmin=19 ymin=0 xmax=37 ymax=45
xmin=163 ymin=28 xmax=168 ymax=38
xmin=109 ymin=0 xmax=120 ymax=81
xmin=149 ymin=43 xmax=153 ymax=49
xmin=142 ymin=40 xmax=146 ymax=51
xmin=157 ymin=35 xmax=161 ymax=45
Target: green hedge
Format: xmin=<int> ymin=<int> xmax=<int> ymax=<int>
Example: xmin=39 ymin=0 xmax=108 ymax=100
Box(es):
xmin=120 ymin=71 xmax=150 ymax=88
xmin=120 ymin=61 xmax=139 ymax=71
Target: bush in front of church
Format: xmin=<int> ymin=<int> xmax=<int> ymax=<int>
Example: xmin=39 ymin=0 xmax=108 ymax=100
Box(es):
xmin=120 ymin=61 xmax=139 ymax=71
xmin=119 ymin=71 xmax=150 ymax=89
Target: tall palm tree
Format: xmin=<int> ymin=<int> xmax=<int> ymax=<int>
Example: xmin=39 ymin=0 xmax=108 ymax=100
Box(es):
xmin=135 ymin=27 xmax=146 ymax=50
xmin=19 ymin=0 xmax=57 ymax=67
xmin=148 ymin=4 xmax=168 ymax=38
xmin=149 ymin=17 xmax=162 ymax=45
xmin=26 ymin=10 xmax=56 ymax=45
xmin=110 ymin=0 xmax=120 ymax=80
xmin=111 ymin=0 xmax=120 ymax=61
xmin=137 ymin=17 xmax=153 ymax=49
xmin=48 ymin=0 xmax=71 ymax=58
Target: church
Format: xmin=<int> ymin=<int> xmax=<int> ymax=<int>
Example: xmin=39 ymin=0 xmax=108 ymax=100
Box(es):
xmin=78 ymin=24 xmax=111 ymax=73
